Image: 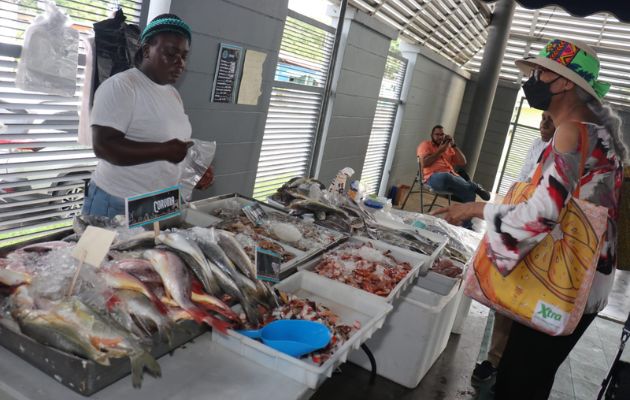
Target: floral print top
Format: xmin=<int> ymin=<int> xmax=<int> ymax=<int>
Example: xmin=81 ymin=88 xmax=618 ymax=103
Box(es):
xmin=483 ymin=122 xmax=623 ymax=314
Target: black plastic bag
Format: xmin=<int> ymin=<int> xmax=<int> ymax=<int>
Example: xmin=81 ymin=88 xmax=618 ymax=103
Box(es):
xmin=93 ymin=9 xmax=140 ymax=92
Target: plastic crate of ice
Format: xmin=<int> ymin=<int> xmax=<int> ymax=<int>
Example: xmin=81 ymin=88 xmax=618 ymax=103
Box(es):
xmin=297 ymin=236 xmax=430 ymax=303
xmin=347 ymin=272 xmax=460 ymax=388
xmin=211 ymin=271 xmax=392 ymax=389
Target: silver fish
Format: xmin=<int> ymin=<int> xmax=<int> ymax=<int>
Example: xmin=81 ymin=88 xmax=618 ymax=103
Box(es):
xmin=216 ymin=230 xmax=256 ymax=280
xmin=112 ymin=231 xmax=156 ymax=251
xmin=143 ymin=249 xmax=230 ymax=333
xmin=155 ymin=232 xmax=222 ymax=297
xmin=194 ymin=238 xmax=261 ymax=325
xmin=109 ymin=289 xmax=174 ymax=344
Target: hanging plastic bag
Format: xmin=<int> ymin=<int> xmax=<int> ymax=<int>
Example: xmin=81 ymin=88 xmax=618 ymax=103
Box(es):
xmin=15 ymin=1 xmax=79 ymax=97
xmin=180 ymin=139 xmax=217 ymax=202
xmin=93 ymin=9 xmax=141 ymax=91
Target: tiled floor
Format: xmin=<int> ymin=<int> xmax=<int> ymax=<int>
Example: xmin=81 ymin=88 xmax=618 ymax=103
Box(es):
xmin=314 ymin=301 xmax=624 ymax=400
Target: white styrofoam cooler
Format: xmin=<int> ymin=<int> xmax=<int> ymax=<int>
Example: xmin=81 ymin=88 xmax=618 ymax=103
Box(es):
xmin=211 ymin=271 xmax=392 ymax=389
xmin=347 ymin=271 xmax=461 ymax=388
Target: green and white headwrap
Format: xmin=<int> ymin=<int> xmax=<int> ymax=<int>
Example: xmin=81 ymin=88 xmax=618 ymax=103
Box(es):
xmin=141 ymin=15 xmax=192 ymax=44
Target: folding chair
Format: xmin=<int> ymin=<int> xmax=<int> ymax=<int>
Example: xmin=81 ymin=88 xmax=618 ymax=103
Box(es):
xmin=400 ymin=157 xmax=451 ymax=212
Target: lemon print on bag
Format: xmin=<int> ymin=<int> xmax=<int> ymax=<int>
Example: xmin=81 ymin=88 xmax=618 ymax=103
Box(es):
xmin=473 ymin=182 xmax=600 ymax=317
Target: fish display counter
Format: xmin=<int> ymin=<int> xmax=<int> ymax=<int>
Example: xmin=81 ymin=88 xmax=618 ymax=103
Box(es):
xmin=189 ymin=193 xmax=348 ymax=277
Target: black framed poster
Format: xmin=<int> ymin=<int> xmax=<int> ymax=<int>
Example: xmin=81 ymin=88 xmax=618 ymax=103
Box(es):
xmin=210 ymin=43 xmax=243 ymax=103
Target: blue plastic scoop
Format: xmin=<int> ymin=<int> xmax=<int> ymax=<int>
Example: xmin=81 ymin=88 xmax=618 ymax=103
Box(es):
xmin=238 ymin=320 xmax=332 ymax=357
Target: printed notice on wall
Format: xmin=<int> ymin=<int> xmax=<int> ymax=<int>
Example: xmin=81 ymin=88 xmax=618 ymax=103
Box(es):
xmin=210 ymin=43 xmax=243 ymax=103
xmin=237 ymin=50 xmax=267 ymax=106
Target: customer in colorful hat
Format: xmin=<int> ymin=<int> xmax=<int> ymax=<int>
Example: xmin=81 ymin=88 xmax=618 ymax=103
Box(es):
xmin=83 ymin=14 xmax=213 ymax=218
xmin=434 ymin=38 xmax=628 ymax=399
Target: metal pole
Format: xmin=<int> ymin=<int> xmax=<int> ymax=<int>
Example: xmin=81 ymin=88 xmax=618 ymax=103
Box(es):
xmin=308 ymin=0 xmax=348 ymax=177
xmin=459 ymin=0 xmax=516 ymax=178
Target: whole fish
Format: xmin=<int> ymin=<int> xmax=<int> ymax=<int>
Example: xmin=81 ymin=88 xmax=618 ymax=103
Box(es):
xmin=109 ymin=258 xmax=163 ymax=284
xmin=155 ymin=232 xmax=222 ymax=297
xmin=98 ymin=269 xmax=167 ymax=315
xmin=108 ymin=289 xmax=174 ymax=344
xmin=190 ymin=284 xmax=240 ymax=323
xmin=216 ymin=230 xmax=256 ymax=280
xmin=193 ymin=238 xmax=261 ymax=325
xmin=54 ymin=298 xmax=161 ymax=388
xmin=288 ymin=199 xmax=349 ymax=218
xmin=143 ymin=249 xmax=231 ymax=333
xmin=19 ymin=309 xmax=112 ymax=366
xmin=112 ymin=231 xmax=156 ymax=251
xmin=214 ymin=230 xmax=278 ymax=308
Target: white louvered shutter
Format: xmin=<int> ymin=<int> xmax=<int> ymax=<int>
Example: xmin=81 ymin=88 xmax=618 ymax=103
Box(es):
xmin=347 ymin=0 xmax=490 ymax=66
xmin=361 ymin=53 xmax=406 ymax=194
xmin=465 ymin=5 xmax=630 ymax=109
xmin=0 ymin=0 xmax=142 ymax=246
xmin=252 ymin=11 xmax=335 ymax=200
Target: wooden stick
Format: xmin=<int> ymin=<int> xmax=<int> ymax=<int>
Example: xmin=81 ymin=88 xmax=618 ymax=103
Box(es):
xmin=153 ymin=221 xmax=160 ymax=237
xmin=66 ymin=249 xmax=86 ymax=299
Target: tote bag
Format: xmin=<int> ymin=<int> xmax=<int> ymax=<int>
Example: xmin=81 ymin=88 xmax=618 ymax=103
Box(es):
xmin=464 ymin=125 xmax=609 ymax=336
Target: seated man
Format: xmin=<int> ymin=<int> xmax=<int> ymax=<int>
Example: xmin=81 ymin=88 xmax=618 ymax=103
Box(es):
xmin=517 ymin=111 xmax=555 ymax=182
xmin=416 ymin=125 xmax=491 ymax=203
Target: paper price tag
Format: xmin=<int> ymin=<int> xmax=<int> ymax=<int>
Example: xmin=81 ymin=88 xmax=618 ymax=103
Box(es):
xmin=71 ymin=226 xmax=117 ymax=267
xmin=255 ymin=247 xmax=282 ymax=283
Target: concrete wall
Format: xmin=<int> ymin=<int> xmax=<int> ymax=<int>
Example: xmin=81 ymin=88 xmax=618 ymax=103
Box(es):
xmin=170 ymin=0 xmax=288 ymax=199
xmin=454 ymin=76 xmax=519 ymax=190
xmin=385 ymin=48 xmax=468 ymax=191
xmin=315 ymin=11 xmax=395 ymax=186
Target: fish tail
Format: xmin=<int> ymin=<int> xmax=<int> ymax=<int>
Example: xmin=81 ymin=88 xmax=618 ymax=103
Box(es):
xmin=241 ymin=299 xmax=262 ymax=326
xmin=203 ymin=314 xmax=232 ymax=334
xmin=130 ymin=351 xmax=161 ymax=389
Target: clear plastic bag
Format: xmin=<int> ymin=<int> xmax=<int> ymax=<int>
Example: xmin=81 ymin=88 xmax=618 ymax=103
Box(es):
xmin=15 ymin=1 xmax=79 ymax=97
xmin=180 ymin=139 xmax=217 ymax=202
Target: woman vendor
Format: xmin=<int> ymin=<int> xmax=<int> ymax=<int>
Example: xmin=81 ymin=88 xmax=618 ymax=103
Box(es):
xmin=83 ymin=14 xmax=211 ymax=218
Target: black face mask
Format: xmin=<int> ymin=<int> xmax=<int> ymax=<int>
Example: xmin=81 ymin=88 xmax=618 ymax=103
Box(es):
xmin=522 ymin=75 xmax=563 ymax=110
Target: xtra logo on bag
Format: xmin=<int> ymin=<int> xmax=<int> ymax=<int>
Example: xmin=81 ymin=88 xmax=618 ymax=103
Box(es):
xmin=533 ymin=301 xmax=567 ymax=332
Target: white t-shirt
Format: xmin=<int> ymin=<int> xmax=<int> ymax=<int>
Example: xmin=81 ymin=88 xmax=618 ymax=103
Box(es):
xmin=517 ymin=137 xmax=550 ymax=182
xmin=90 ymin=68 xmax=192 ymax=198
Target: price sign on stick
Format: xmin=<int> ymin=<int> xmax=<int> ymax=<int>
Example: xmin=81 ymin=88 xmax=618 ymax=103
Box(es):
xmin=126 ymin=185 xmax=181 ymax=228
xmin=67 ymin=226 xmax=116 ymax=297
xmin=256 ymin=247 xmax=282 ymax=283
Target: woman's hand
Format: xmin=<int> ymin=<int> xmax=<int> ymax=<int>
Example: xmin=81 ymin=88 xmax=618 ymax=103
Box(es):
xmin=165 ymin=139 xmax=193 ymax=164
xmin=431 ymin=202 xmax=485 ymax=226
xmin=195 ymin=165 xmax=214 ymax=190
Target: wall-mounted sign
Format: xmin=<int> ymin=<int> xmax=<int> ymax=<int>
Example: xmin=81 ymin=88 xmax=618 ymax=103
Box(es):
xmin=126 ymin=185 xmax=181 ymax=228
xmin=210 ymin=43 xmax=243 ymax=103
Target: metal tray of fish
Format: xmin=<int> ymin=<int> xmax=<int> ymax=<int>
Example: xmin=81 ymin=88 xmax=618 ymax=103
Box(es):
xmin=188 ymin=193 xmax=348 ymax=278
xmin=189 ymin=193 xmax=289 ymax=216
xmin=211 ymin=271 xmax=393 ymax=389
xmin=0 ymin=319 xmax=206 ymax=396
xmin=361 ymin=218 xmax=448 ymax=270
xmin=297 ymin=236 xmax=431 ymax=303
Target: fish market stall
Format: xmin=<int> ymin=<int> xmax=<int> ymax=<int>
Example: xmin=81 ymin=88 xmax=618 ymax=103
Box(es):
xmin=0 ymin=181 xmax=483 ymax=397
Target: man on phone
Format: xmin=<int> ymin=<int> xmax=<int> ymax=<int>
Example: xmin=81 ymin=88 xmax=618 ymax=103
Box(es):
xmin=416 ymin=125 xmax=491 ymax=207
